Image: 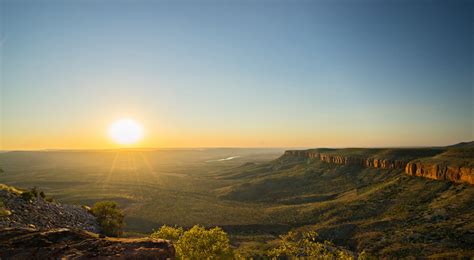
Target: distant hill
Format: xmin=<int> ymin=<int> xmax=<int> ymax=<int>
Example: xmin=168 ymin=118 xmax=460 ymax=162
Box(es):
xmin=448 ymin=141 xmax=474 ymax=148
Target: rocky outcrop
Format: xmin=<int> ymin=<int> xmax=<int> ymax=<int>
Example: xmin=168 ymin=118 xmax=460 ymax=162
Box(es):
xmin=283 ymin=150 xmax=407 ymax=170
xmin=0 ymin=227 xmax=175 ymax=259
xmin=0 ymin=186 xmax=175 ymax=259
xmin=0 ymin=189 xmax=99 ymax=232
xmin=283 ymin=149 xmax=474 ymax=185
xmin=405 ymin=162 xmax=474 ymax=184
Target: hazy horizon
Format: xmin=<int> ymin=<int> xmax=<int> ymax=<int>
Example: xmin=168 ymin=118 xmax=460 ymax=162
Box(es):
xmin=1 ymin=140 xmax=473 ymax=152
xmin=1 ymin=0 xmax=472 ymax=150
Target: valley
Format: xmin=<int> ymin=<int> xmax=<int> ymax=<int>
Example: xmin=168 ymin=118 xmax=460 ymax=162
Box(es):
xmin=0 ymin=145 xmax=473 ymax=257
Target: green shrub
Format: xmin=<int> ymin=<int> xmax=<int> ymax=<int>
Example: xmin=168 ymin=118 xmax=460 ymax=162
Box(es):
xmin=20 ymin=191 xmax=35 ymax=201
xmin=19 ymin=187 xmax=49 ymax=201
xmin=151 ymin=224 xmax=233 ymax=259
xmin=268 ymin=227 xmax=353 ymax=259
xmin=91 ymin=201 xmax=124 ymax=237
xmin=30 ymin=186 xmax=39 ymax=197
xmin=151 ymin=225 xmax=184 ymax=242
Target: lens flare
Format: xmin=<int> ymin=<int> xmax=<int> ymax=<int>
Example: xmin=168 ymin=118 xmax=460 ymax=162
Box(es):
xmin=108 ymin=119 xmax=144 ymax=145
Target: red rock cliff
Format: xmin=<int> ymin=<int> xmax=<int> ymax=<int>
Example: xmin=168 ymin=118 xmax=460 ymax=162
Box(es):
xmin=405 ymin=162 xmax=474 ymax=185
xmin=284 ymin=150 xmax=407 ymax=170
xmin=283 ymin=149 xmax=473 ymax=185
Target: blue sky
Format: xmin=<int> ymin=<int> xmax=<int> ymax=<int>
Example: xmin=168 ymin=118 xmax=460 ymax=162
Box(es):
xmin=1 ymin=0 xmax=472 ymax=149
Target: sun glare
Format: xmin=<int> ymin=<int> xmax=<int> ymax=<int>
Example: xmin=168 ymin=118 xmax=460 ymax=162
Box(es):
xmin=108 ymin=119 xmax=144 ymax=145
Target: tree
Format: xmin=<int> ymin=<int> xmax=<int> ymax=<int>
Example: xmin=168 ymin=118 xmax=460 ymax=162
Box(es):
xmin=151 ymin=224 xmax=233 ymax=259
xmin=268 ymin=227 xmax=353 ymax=259
xmin=151 ymin=225 xmax=184 ymax=242
xmin=91 ymin=201 xmax=124 ymax=237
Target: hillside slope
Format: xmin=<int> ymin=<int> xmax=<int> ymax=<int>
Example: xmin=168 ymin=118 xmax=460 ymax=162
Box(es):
xmin=217 ymin=147 xmax=474 ymax=257
xmin=0 ymin=186 xmax=98 ymax=232
xmin=0 ymin=184 xmax=175 ymax=259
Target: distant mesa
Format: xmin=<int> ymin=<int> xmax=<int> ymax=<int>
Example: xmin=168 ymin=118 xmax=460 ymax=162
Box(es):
xmin=282 ymin=142 xmax=474 ymax=185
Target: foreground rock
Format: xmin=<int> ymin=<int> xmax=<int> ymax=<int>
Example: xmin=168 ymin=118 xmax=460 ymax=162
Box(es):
xmin=0 ymin=227 xmax=175 ymax=259
xmin=0 ymin=189 xmax=98 ymax=232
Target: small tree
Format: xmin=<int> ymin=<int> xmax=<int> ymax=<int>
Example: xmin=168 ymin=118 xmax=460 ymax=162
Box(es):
xmin=151 ymin=225 xmax=184 ymax=242
xmin=151 ymin=224 xmax=233 ymax=259
xmin=91 ymin=201 xmax=125 ymax=237
xmin=176 ymin=225 xmax=233 ymax=259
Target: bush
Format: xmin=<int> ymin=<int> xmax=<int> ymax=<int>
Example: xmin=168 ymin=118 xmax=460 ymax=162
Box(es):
xmin=19 ymin=187 xmax=51 ymax=202
xmin=30 ymin=186 xmax=39 ymax=197
xmin=20 ymin=191 xmax=35 ymax=201
xmin=91 ymin=201 xmax=124 ymax=237
xmin=151 ymin=225 xmax=184 ymax=242
xmin=151 ymin=224 xmax=233 ymax=259
xmin=268 ymin=227 xmax=353 ymax=259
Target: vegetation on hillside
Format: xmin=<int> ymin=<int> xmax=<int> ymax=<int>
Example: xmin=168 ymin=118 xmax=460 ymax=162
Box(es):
xmin=1 ymin=148 xmax=473 ymax=257
xmin=91 ymin=201 xmax=125 ymax=237
xmin=19 ymin=187 xmax=53 ymax=202
xmin=268 ymin=227 xmax=354 ymax=259
xmin=151 ymin=225 xmax=233 ymax=259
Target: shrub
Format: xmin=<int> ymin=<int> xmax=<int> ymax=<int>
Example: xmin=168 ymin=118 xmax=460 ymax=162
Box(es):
xmin=19 ymin=187 xmax=50 ymax=202
xmin=151 ymin=224 xmax=233 ymax=259
xmin=268 ymin=227 xmax=353 ymax=259
xmin=91 ymin=201 xmax=124 ymax=237
xmin=20 ymin=191 xmax=35 ymax=201
xmin=30 ymin=186 xmax=39 ymax=197
xmin=176 ymin=225 xmax=233 ymax=259
xmin=151 ymin=225 xmax=184 ymax=242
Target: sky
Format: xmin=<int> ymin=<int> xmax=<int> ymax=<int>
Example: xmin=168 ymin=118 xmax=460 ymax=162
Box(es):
xmin=0 ymin=0 xmax=472 ymax=149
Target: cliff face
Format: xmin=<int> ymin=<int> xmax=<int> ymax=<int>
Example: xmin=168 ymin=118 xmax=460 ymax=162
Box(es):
xmin=405 ymin=162 xmax=474 ymax=184
xmin=283 ymin=149 xmax=474 ymax=185
xmin=283 ymin=150 xmax=407 ymax=170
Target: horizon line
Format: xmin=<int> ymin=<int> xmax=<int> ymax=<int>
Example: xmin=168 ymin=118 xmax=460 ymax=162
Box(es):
xmin=1 ymin=142 xmax=470 ymax=153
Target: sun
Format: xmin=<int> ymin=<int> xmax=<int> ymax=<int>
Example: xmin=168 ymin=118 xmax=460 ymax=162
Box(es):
xmin=108 ymin=118 xmax=144 ymax=145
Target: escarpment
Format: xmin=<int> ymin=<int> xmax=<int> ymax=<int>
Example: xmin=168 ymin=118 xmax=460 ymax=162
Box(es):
xmin=405 ymin=161 xmax=474 ymax=184
xmin=283 ymin=150 xmax=407 ymax=170
xmin=283 ymin=147 xmax=474 ymax=185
